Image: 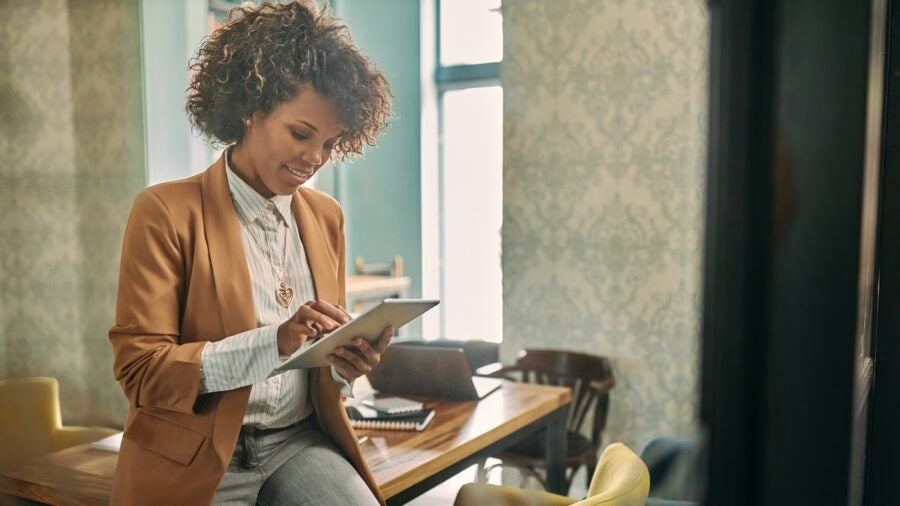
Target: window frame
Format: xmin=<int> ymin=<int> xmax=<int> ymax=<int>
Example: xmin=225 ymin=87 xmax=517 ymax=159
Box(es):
xmin=431 ymin=0 xmax=503 ymax=339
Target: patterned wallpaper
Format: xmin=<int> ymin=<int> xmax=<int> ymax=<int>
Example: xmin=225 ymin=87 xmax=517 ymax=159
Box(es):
xmin=502 ymin=0 xmax=708 ymax=452
xmin=0 ymin=0 xmax=707 ymax=448
xmin=0 ymin=0 xmax=144 ymax=427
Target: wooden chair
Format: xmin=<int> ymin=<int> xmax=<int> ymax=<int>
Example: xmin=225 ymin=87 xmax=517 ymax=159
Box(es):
xmin=354 ymin=255 xmax=404 ymax=277
xmin=0 ymin=377 xmax=118 ymax=472
xmin=349 ymin=255 xmax=410 ymax=315
xmin=478 ymin=349 xmax=615 ymax=492
xmin=455 ymin=442 xmax=648 ymax=506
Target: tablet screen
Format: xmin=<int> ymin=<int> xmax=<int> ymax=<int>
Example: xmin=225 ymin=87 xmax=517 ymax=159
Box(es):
xmin=270 ymin=299 xmax=440 ymax=373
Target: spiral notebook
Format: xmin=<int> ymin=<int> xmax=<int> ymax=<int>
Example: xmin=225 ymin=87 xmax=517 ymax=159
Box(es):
xmin=362 ymin=396 xmax=424 ymax=415
xmin=346 ymin=405 xmax=435 ymax=432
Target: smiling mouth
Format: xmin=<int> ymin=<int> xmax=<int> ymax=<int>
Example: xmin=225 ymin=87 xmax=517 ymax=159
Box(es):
xmin=285 ymin=165 xmax=313 ymax=179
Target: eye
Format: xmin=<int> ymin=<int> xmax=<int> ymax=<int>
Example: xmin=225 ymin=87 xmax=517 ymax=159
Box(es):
xmin=291 ymin=130 xmax=309 ymax=141
xmin=325 ymin=137 xmax=341 ymax=151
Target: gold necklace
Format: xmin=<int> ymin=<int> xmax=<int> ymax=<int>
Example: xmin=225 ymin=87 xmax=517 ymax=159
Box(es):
xmin=246 ymin=207 xmax=295 ymax=309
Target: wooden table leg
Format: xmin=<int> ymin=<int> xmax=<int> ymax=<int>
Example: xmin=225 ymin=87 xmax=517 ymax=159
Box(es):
xmin=545 ymin=405 xmax=568 ymax=494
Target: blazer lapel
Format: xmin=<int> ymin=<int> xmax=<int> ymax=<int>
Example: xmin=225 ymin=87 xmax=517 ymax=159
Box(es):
xmin=201 ymin=156 xmax=257 ymax=338
xmin=292 ymin=193 xmax=338 ymax=304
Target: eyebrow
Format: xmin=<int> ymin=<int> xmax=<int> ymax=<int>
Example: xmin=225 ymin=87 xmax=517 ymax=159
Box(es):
xmin=296 ymin=120 xmax=319 ymax=132
xmin=292 ymin=120 xmax=342 ymax=140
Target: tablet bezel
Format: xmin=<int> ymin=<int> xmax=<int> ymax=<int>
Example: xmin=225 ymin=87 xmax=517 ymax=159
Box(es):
xmin=270 ymin=298 xmax=440 ymax=373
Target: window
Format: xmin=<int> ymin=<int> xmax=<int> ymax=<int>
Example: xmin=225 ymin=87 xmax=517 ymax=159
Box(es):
xmin=439 ymin=0 xmax=503 ymax=66
xmin=422 ymin=0 xmax=503 ymax=342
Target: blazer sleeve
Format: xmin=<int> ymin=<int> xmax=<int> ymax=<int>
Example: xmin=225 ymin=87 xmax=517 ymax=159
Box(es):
xmin=108 ymin=189 xmax=206 ymax=414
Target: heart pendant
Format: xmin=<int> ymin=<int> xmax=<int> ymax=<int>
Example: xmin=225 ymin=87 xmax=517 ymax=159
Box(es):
xmin=276 ymin=282 xmax=294 ymax=309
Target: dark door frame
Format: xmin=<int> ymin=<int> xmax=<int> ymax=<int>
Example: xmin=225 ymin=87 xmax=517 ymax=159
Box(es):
xmin=865 ymin=0 xmax=900 ymax=504
xmin=702 ymin=0 xmax=875 ymax=504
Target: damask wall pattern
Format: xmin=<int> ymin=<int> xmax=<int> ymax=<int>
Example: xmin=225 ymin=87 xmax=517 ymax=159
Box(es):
xmin=502 ymin=0 xmax=708 ymax=452
xmin=0 ymin=0 xmax=144 ymax=427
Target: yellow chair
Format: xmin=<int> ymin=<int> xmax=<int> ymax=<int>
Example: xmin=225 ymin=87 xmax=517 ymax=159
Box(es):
xmin=0 ymin=377 xmax=118 ymax=471
xmin=455 ymin=443 xmax=650 ymax=506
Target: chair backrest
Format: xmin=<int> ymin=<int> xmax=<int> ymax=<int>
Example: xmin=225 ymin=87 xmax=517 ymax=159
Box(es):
xmin=355 ymin=255 xmax=404 ymax=277
xmin=577 ymin=442 xmax=650 ymax=506
xmin=0 ymin=377 xmax=62 ymax=470
xmin=508 ymin=349 xmax=615 ymax=446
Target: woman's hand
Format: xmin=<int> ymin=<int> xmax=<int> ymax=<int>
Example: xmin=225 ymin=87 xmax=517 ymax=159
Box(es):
xmin=328 ymin=325 xmax=395 ymax=382
xmin=276 ymin=300 xmax=351 ymax=357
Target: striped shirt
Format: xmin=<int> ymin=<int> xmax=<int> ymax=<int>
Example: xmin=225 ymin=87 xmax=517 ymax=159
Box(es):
xmin=198 ymin=151 xmax=350 ymax=429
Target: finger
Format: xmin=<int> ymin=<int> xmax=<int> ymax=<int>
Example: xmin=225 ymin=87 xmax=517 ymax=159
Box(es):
xmin=296 ymin=305 xmax=341 ymax=332
xmin=328 ymin=355 xmax=361 ymax=381
xmin=334 ymin=346 xmax=372 ymax=374
xmin=349 ymin=338 xmax=379 ymax=364
xmin=296 ymin=300 xmax=341 ymax=327
xmin=281 ymin=323 xmax=315 ymax=352
xmin=309 ymin=300 xmax=352 ymax=325
xmin=288 ymin=322 xmax=317 ymax=341
xmin=329 ymin=353 xmax=366 ymax=379
xmin=373 ymin=326 xmax=395 ymax=352
xmin=333 ymin=304 xmax=353 ymax=323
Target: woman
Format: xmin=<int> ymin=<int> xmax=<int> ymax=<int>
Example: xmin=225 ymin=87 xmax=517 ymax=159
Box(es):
xmin=108 ymin=2 xmax=392 ymax=504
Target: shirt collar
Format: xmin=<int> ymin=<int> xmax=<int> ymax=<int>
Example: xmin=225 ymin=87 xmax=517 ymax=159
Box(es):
xmin=225 ymin=148 xmax=294 ymax=226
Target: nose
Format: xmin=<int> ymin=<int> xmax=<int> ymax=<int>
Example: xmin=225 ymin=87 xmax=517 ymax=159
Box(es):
xmin=300 ymin=145 xmax=325 ymax=167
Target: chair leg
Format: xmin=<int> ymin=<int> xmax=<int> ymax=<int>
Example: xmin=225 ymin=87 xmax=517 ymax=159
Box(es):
xmin=522 ymin=467 xmax=549 ymax=491
xmin=475 ymin=458 xmax=488 ymax=483
xmin=585 ymin=457 xmax=597 ymax=490
xmin=562 ymin=466 xmax=575 ymax=497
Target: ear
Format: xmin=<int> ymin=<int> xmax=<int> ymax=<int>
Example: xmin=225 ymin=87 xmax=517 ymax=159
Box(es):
xmin=244 ymin=111 xmax=262 ymax=129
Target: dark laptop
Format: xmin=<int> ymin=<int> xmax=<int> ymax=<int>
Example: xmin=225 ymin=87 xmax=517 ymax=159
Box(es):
xmin=366 ymin=345 xmax=504 ymax=400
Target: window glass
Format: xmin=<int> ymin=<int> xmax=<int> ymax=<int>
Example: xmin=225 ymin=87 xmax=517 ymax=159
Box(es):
xmin=440 ymin=86 xmax=503 ymax=342
xmin=439 ymin=0 xmax=503 ymax=66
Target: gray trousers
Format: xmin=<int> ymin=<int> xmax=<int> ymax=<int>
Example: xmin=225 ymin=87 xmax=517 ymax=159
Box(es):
xmin=211 ymin=418 xmax=379 ymax=505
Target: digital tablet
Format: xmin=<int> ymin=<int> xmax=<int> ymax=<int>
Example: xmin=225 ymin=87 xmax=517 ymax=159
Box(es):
xmin=270 ymin=299 xmax=440 ymax=373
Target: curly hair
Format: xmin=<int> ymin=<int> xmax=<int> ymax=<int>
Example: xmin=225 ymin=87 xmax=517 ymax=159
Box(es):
xmin=186 ymin=1 xmax=392 ymax=158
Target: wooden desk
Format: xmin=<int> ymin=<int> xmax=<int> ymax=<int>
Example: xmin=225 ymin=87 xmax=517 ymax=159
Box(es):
xmin=0 ymin=383 xmax=571 ymax=505
xmin=365 ymin=382 xmax=571 ymax=504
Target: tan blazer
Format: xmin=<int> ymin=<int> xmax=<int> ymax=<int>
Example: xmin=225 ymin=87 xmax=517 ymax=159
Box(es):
xmin=108 ymin=156 xmax=383 ymax=505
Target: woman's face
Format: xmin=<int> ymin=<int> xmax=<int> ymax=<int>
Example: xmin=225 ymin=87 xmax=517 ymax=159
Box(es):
xmin=231 ymin=87 xmax=343 ymax=197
